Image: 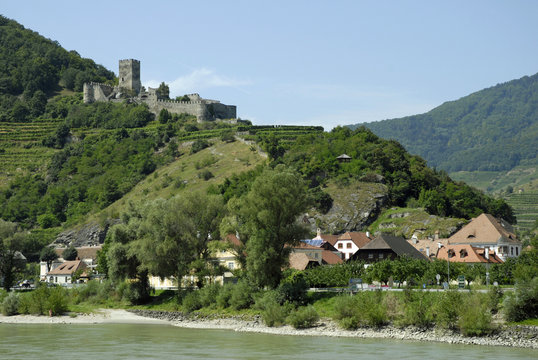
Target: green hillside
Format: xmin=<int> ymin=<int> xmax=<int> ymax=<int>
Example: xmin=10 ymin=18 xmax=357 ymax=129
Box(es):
xmin=350 ymin=73 xmax=538 ymax=173
xmin=0 ymin=16 xmax=518 ymax=262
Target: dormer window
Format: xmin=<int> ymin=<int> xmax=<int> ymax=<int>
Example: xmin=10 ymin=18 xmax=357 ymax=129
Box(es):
xmin=459 ymin=249 xmax=467 ymax=258
xmin=467 ymin=234 xmax=475 ymax=239
xmin=447 ymin=249 xmax=455 ymax=258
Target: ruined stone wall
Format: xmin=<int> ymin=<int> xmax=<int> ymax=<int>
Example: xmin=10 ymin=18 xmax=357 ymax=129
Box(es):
xmin=211 ymin=103 xmax=237 ymax=119
xmin=83 ymin=82 xmax=115 ymax=103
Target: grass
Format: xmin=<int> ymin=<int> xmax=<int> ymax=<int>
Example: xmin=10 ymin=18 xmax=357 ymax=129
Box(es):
xmin=88 ymin=139 xmax=266 ymax=223
xmin=509 ymin=318 xmax=538 ymax=326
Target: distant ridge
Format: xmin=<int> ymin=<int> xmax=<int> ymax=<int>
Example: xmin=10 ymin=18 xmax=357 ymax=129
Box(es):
xmin=349 ymin=73 xmax=538 ymax=173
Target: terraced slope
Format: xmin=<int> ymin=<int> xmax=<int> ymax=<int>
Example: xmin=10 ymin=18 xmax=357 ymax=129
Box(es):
xmin=505 ymin=191 xmax=538 ymax=232
xmin=0 ymin=118 xmax=63 ymax=185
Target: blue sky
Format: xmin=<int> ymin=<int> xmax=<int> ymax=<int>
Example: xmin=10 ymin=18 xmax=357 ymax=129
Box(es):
xmin=3 ymin=0 xmax=538 ymax=129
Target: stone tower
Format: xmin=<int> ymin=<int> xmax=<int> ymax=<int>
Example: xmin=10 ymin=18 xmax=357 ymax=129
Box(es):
xmin=118 ymin=59 xmax=141 ymax=95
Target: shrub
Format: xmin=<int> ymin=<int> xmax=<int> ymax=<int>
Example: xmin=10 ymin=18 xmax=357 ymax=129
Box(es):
xmin=503 ymin=277 xmax=538 ymax=322
xmin=216 ymin=283 xmax=234 ymax=308
xmin=229 ymin=281 xmax=256 ymax=310
xmin=287 ymin=306 xmax=319 ymax=329
xmin=122 ymin=279 xmax=150 ymax=305
xmin=277 ymin=273 xmax=308 ymax=305
xmin=47 ymin=286 xmax=69 ymax=316
xmin=434 ymin=290 xmax=461 ymax=329
xmin=190 ymin=139 xmax=209 ymax=154
xmin=356 ymin=291 xmax=388 ymax=328
xmin=458 ymin=292 xmax=495 ymax=336
xmin=198 ymin=283 xmax=221 ymax=308
xmin=20 ymin=285 xmax=49 ymax=315
xmin=2 ymin=292 xmax=20 ymax=316
xmin=397 ymin=290 xmax=435 ymax=328
xmin=261 ymin=298 xmax=291 ymax=327
xmin=198 ymin=169 xmax=214 ymax=181
xmin=182 ymin=291 xmax=202 ymax=312
xmin=332 ymin=295 xmax=360 ymax=329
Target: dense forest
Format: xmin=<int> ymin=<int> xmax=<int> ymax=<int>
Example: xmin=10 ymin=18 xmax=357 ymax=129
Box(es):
xmin=0 ymin=16 xmax=115 ymax=122
xmin=350 ymin=73 xmax=538 ymax=172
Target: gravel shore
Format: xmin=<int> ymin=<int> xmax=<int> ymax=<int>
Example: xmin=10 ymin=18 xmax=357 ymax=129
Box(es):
xmin=129 ymin=309 xmax=538 ymax=349
xmin=2 ymin=309 xmax=536 ymax=349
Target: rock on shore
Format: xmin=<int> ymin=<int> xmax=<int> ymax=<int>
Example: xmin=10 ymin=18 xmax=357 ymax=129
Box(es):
xmin=129 ymin=309 xmax=538 ymax=349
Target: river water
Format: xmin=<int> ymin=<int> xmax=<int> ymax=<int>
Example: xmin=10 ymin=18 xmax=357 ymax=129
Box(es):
xmin=0 ymin=323 xmax=535 ymax=359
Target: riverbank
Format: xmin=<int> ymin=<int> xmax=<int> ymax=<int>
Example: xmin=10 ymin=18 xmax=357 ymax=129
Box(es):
xmin=0 ymin=309 xmax=168 ymax=325
xmin=1 ymin=309 xmax=536 ymax=349
xmin=130 ymin=309 xmax=538 ymax=349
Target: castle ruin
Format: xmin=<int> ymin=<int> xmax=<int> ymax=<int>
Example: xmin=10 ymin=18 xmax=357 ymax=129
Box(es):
xmin=83 ymin=59 xmax=236 ymax=122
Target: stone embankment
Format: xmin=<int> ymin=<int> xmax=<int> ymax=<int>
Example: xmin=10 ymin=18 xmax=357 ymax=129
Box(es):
xmin=129 ymin=310 xmax=537 ymax=349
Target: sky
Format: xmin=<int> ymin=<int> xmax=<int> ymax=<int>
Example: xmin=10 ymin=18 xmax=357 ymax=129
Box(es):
xmin=3 ymin=0 xmax=538 ymax=130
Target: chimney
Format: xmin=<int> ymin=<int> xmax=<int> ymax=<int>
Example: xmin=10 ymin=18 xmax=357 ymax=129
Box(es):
xmin=434 ymin=230 xmax=439 ymax=240
xmin=426 ymin=247 xmax=430 ymax=257
xmin=366 ymin=231 xmax=370 ymax=238
xmin=484 ymin=247 xmax=489 ymax=260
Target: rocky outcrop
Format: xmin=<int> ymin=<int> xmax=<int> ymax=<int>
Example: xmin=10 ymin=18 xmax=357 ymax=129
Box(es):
xmin=52 ymin=220 xmax=119 ymax=247
xmin=303 ymin=181 xmax=389 ymax=234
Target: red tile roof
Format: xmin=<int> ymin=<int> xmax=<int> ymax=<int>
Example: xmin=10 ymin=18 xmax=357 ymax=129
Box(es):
xmin=436 ymin=244 xmax=503 ymax=264
xmin=322 ymin=250 xmax=344 ymax=265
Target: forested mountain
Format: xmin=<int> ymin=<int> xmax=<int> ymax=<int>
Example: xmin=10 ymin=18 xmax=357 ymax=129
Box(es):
xmin=0 ymin=15 xmax=115 ymax=122
xmin=349 ymin=73 xmax=538 ymax=172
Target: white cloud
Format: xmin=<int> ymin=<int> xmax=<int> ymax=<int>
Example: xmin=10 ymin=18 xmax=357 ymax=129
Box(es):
xmin=145 ymin=68 xmax=251 ymax=97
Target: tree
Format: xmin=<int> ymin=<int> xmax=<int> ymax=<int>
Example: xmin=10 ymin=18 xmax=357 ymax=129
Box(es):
xmin=229 ymin=165 xmax=309 ymax=288
xmin=0 ymin=220 xmax=27 ymax=291
xmin=62 ymin=245 xmax=78 ymax=260
xmin=158 ymin=108 xmax=171 ymax=124
xmin=131 ymin=192 xmax=224 ymax=289
xmin=40 ymin=246 xmax=58 ymax=273
xmin=156 ymin=82 xmax=170 ymax=100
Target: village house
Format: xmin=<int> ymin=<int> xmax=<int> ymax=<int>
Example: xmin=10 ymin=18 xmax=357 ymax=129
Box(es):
xmin=447 ymin=213 xmax=521 ymax=261
xmin=331 ymin=231 xmax=372 ymax=260
xmin=40 ymin=245 xmax=101 ymax=283
xmin=351 ymin=233 xmax=428 ymax=263
xmin=46 ymin=260 xmax=87 ymax=285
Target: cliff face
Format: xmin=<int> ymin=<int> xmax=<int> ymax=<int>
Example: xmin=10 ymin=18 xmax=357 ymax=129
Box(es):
xmin=52 ymin=220 xmax=119 ymax=248
xmin=303 ymin=181 xmax=389 ymax=234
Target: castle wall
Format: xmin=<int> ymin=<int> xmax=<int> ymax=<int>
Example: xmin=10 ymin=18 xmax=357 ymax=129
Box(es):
xmin=83 ymin=59 xmax=236 ymax=120
xmin=83 ymin=82 xmax=115 ymax=103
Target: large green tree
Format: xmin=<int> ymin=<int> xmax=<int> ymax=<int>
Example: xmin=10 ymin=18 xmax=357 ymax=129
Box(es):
xmin=0 ymin=220 xmax=27 ymax=291
xmin=135 ymin=193 xmax=224 ymax=287
xmin=226 ymin=165 xmax=309 ymax=288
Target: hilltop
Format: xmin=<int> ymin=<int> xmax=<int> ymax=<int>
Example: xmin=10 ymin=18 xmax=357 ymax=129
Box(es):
xmin=0 ymin=17 xmax=517 ymax=254
xmin=350 ymin=73 xmax=538 ymax=175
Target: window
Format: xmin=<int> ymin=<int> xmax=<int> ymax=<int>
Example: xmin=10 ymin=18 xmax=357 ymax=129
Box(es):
xmin=314 ymin=253 xmax=319 ymax=259
xmin=511 ymin=247 xmax=514 ymax=255
xmin=338 ymin=243 xmax=343 ymax=249
xmin=379 ymin=253 xmax=383 ymax=259
xmin=228 ymin=262 xmax=234 ymax=270
xmin=346 ymin=243 xmax=352 ymax=249
xmin=368 ymin=253 xmax=373 ymax=259
xmin=516 ymin=247 xmax=519 ymax=256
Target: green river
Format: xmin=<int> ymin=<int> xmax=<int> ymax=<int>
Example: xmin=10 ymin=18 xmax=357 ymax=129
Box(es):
xmin=0 ymin=324 xmax=535 ymax=359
